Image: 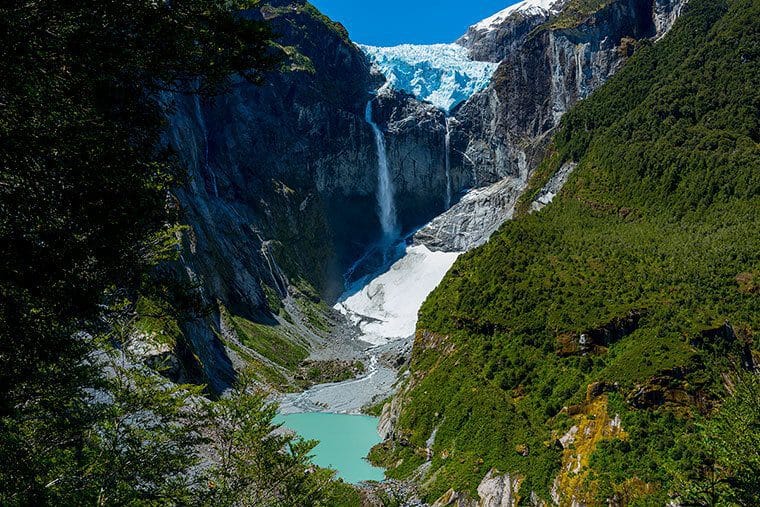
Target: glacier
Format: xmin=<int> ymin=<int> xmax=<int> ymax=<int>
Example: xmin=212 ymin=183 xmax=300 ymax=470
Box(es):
xmin=335 ymin=243 xmax=460 ymax=345
xmin=359 ymin=43 xmax=499 ymax=113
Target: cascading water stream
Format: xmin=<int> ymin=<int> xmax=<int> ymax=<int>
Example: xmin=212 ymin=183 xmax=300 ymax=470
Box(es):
xmin=365 ymin=99 xmax=398 ymax=242
xmin=194 ymin=96 xmax=218 ymax=198
xmin=444 ymin=117 xmax=452 ymax=209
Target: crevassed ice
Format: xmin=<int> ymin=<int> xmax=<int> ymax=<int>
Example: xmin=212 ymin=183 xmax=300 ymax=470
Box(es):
xmin=359 ymin=43 xmax=499 ymax=113
xmin=472 ymin=0 xmax=561 ymax=32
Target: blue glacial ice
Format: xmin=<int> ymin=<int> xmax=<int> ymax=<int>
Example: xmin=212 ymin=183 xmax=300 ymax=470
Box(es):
xmin=358 ymin=43 xmax=499 ymax=113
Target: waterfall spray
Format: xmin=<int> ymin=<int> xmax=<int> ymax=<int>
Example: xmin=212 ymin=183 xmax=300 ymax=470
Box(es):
xmin=365 ymin=98 xmax=398 ymax=241
xmin=444 ymin=117 xmax=452 ymax=209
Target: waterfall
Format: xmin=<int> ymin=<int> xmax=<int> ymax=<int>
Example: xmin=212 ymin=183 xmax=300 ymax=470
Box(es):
xmin=194 ymin=95 xmax=218 ymax=198
xmin=365 ymin=99 xmax=398 ymax=241
xmin=444 ymin=117 xmax=452 ymax=209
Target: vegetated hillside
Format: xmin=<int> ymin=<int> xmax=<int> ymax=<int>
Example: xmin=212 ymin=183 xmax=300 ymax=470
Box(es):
xmin=0 ymin=1 xmax=365 ymax=504
xmin=373 ymin=0 xmax=759 ymax=503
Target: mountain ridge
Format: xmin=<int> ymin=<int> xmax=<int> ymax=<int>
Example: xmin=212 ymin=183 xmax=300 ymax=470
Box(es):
xmin=373 ymin=0 xmax=759 ymax=503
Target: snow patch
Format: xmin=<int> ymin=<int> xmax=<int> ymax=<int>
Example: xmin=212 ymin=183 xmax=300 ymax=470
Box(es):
xmin=359 ymin=43 xmax=499 ymax=112
xmin=335 ymin=244 xmax=460 ymax=345
xmin=530 ymin=161 xmax=577 ymax=212
xmin=472 ymin=0 xmax=561 ymax=32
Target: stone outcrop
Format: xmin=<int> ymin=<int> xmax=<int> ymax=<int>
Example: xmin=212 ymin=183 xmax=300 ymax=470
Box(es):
xmin=413 ymin=177 xmax=524 ymax=251
xmin=477 ymin=469 xmax=522 ymax=507
xmin=530 ymin=162 xmax=577 ymax=212
xmin=430 ymin=469 xmax=522 ymax=507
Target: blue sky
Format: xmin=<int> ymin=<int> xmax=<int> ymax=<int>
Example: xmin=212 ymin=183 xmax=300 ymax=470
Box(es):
xmin=309 ymin=0 xmax=520 ymax=46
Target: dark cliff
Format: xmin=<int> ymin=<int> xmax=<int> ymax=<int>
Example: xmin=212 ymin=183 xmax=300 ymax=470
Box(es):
xmin=165 ymin=0 xmax=454 ymax=389
xmin=453 ymin=0 xmax=688 ymax=186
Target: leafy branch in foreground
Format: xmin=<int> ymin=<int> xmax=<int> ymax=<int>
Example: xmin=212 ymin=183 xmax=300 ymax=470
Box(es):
xmin=203 ymin=374 xmax=340 ymax=506
xmin=670 ymin=370 xmax=760 ymax=506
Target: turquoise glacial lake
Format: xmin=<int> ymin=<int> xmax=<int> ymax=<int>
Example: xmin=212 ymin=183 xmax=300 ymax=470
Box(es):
xmin=274 ymin=412 xmax=385 ymax=484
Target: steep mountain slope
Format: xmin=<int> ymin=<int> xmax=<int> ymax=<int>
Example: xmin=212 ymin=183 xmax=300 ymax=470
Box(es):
xmin=163 ymin=1 xmax=459 ymax=390
xmin=159 ymin=0 xmax=693 ymax=391
xmin=374 ymin=0 xmax=759 ymax=503
xmin=417 ymin=0 xmax=687 ymax=251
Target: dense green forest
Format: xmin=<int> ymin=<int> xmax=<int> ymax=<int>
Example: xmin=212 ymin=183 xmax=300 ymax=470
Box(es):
xmin=0 ymin=1 xmax=359 ymax=504
xmin=373 ymin=0 xmax=759 ymax=503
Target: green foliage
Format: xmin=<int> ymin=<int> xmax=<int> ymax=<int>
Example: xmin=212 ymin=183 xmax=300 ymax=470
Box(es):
xmin=589 ymin=394 xmax=698 ymax=504
xmin=265 ymin=2 xmax=350 ymax=42
xmin=703 ymin=373 xmax=760 ymax=505
xmin=300 ymin=359 xmax=365 ymax=386
xmin=0 ymin=0 xmax=283 ymax=502
xmin=363 ymin=396 xmax=392 ymax=417
xmin=203 ymin=374 xmax=338 ymax=506
xmin=0 ymin=308 xmax=360 ymax=505
xmin=0 ymin=309 xmax=207 ymax=505
xmin=668 ymin=371 xmax=760 ymax=506
xmin=226 ymin=310 xmax=309 ymax=370
xmin=386 ymin=0 xmax=760 ymax=502
xmin=134 ymin=295 xmax=184 ymax=348
xmin=75 ymin=318 xmax=207 ymax=505
xmin=302 ymin=3 xmax=351 ymax=42
xmin=544 ymin=0 xmax=613 ymax=29
xmin=294 ymin=293 xmax=332 ymax=332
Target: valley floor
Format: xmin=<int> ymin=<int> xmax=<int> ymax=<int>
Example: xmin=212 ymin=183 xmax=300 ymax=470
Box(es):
xmin=278 ymin=236 xmax=461 ymax=415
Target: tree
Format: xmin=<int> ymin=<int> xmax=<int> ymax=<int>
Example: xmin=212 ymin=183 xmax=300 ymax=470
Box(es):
xmin=672 ymin=371 xmax=760 ymax=506
xmin=0 ymin=0 xmax=281 ymax=502
xmin=701 ymin=372 xmax=760 ymax=506
xmin=66 ymin=310 xmax=207 ymax=505
xmin=203 ymin=375 xmax=338 ymax=506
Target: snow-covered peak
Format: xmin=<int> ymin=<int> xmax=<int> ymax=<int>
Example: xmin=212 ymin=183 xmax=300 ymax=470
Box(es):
xmin=359 ymin=43 xmax=499 ymax=113
xmin=472 ymin=0 xmax=561 ymax=32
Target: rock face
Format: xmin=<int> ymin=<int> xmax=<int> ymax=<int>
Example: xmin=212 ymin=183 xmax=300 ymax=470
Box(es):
xmin=170 ymin=1 xmax=460 ymax=303
xmin=413 ymin=177 xmax=524 ymax=252
xmin=477 ymin=469 xmax=522 ymax=507
xmin=530 ymin=162 xmax=577 ymax=212
xmin=430 ymin=469 xmax=522 ymax=507
xmin=417 ymin=0 xmax=688 ymax=251
xmin=169 ymin=1 xmax=374 ymax=309
xmin=373 ymin=90 xmax=450 ymax=231
xmin=456 ymin=0 xmax=561 ymax=63
xmin=165 ymin=0 xmax=459 ymax=389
